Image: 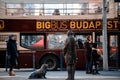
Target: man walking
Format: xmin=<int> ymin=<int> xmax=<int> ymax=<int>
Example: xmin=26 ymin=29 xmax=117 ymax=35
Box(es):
xmin=64 ymin=30 xmax=77 ymax=80
xmin=7 ymin=34 xmax=18 ymax=76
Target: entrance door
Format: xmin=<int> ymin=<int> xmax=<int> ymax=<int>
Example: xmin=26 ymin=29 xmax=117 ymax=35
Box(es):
xmin=108 ymin=35 xmax=119 ymax=68
xmin=96 ymin=34 xmax=119 ymax=69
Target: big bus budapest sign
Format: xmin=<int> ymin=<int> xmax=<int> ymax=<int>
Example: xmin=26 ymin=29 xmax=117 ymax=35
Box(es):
xmin=0 ymin=19 xmax=119 ymax=32
xmin=36 ymin=19 xmax=119 ymax=32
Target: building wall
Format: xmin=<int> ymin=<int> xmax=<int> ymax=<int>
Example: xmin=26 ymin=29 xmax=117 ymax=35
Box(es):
xmin=0 ymin=0 xmax=5 ymax=16
xmin=109 ymin=0 xmax=117 ymax=18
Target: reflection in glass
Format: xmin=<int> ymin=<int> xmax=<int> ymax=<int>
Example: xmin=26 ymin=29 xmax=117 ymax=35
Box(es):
xmin=21 ymin=35 xmax=44 ymax=50
xmin=6 ymin=2 xmax=105 ymax=16
xmin=96 ymin=35 xmax=118 ymax=67
xmin=48 ymin=34 xmax=67 ymax=49
xmin=75 ymin=35 xmax=91 ymax=43
xmin=109 ymin=35 xmax=118 ymax=60
xmin=118 ymin=3 xmax=120 ymax=16
xmin=75 ymin=35 xmax=91 ymax=49
xmin=89 ymin=3 xmax=102 ymax=13
xmin=7 ymin=4 xmax=21 ymax=8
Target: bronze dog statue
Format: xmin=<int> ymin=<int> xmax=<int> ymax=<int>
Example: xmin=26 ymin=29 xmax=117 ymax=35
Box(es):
xmin=28 ymin=64 xmax=48 ymax=79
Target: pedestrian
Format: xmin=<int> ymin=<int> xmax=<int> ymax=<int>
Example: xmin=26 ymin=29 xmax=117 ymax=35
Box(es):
xmin=7 ymin=34 xmax=19 ymax=76
xmin=84 ymin=41 xmax=92 ymax=74
xmin=91 ymin=43 xmax=100 ymax=74
xmin=64 ymin=30 xmax=77 ymax=80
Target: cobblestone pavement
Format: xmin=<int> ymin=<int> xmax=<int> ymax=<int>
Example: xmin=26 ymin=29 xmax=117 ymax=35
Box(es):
xmin=0 ymin=69 xmax=120 ymax=80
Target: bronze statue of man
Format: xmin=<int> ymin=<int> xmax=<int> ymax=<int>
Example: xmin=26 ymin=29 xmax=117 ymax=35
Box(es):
xmin=64 ymin=30 xmax=77 ymax=80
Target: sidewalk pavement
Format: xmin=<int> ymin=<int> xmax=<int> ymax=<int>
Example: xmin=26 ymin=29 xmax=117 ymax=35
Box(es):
xmin=0 ymin=68 xmax=120 ymax=80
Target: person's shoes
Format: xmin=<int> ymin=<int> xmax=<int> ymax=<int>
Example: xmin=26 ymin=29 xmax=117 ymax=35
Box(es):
xmin=66 ymin=78 xmax=74 ymax=80
xmin=96 ymin=72 xmax=100 ymax=74
xmin=86 ymin=71 xmax=92 ymax=74
xmin=65 ymin=78 xmax=69 ymax=80
xmin=86 ymin=72 xmax=90 ymax=74
xmin=9 ymin=71 xmax=15 ymax=76
xmin=91 ymin=70 xmax=96 ymax=75
xmin=44 ymin=76 xmax=47 ymax=79
xmin=92 ymin=71 xmax=100 ymax=75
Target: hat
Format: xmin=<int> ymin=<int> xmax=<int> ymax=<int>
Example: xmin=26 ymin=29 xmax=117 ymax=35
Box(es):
xmin=9 ymin=34 xmax=15 ymax=39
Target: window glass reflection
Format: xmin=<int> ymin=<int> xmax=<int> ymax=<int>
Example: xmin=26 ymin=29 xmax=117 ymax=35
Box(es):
xmin=95 ymin=35 xmax=118 ymax=58
xmin=75 ymin=35 xmax=92 ymax=49
xmin=44 ymin=4 xmax=63 ymax=9
xmin=7 ymin=4 xmax=21 ymax=8
xmin=6 ymin=2 xmax=106 ymax=16
xmin=21 ymin=35 xmax=44 ymax=50
xmin=118 ymin=3 xmax=120 ymax=16
xmin=89 ymin=3 xmax=102 ymax=13
xmin=47 ymin=33 xmax=67 ymax=49
xmin=109 ymin=35 xmax=118 ymax=60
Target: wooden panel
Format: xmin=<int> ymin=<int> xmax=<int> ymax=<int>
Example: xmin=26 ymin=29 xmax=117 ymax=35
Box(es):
xmin=18 ymin=53 xmax=33 ymax=68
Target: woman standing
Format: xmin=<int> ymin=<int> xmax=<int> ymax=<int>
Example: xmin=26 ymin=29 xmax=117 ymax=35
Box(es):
xmin=7 ymin=34 xmax=18 ymax=76
xmin=84 ymin=41 xmax=92 ymax=74
xmin=91 ymin=43 xmax=100 ymax=74
xmin=84 ymin=36 xmax=93 ymax=74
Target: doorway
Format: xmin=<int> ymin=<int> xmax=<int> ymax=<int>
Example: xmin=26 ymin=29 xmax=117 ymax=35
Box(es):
xmin=96 ymin=34 xmax=119 ymax=69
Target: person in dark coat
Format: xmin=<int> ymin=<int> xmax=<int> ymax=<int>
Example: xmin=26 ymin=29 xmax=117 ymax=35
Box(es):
xmin=84 ymin=41 xmax=92 ymax=74
xmin=91 ymin=43 xmax=100 ymax=74
xmin=64 ymin=30 xmax=77 ymax=80
xmin=7 ymin=34 xmax=18 ymax=76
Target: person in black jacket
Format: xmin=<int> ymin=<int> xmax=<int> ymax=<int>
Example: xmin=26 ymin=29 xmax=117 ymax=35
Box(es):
xmin=84 ymin=41 xmax=92 ymax=74
xmin=7 ymin=34 xmax=18 ymax=76
xmin=91 ymin=43 xmax=100 ymax=74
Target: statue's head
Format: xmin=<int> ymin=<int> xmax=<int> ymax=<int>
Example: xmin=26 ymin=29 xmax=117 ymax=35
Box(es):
xmin=67 ymin=29 xmax=73 ymax=36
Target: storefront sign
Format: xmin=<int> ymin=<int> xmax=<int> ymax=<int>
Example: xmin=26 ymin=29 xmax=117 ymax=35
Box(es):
xmin=0 ymin=19 xmax=119 ymax=32
xmin=36 ymin=20 xmax=119 ymax=32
